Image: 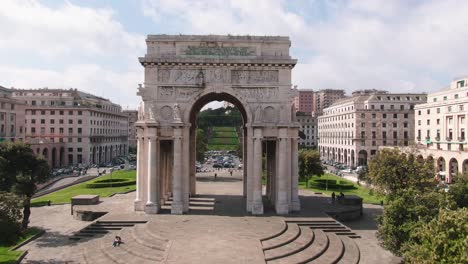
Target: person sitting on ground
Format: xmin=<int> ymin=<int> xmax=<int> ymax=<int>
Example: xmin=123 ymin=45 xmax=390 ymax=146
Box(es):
xmin=339 ymin=192 xmax=345 ymax=198
xmin=113 ymin=236 xmax=122 ymax=247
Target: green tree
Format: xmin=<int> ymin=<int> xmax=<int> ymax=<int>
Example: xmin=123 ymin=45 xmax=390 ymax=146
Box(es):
xmin=0 ymin=142 xmax=51 ymax=229
xmin=368 ymin=148 xmax=435 ymax=196
xmin=298 ymin=149 xmax=324 ymax=183
xmin=449 ymin=173 xmax=468 ymax=208
xmin=377 ymin=188 xmax=454 ymax=256
xmin=195 ymin=128 xmax=208 ymax=162
xmin=0 ymin=191 xmax=22 ymax=244
xmin=403 ymin=207 xmax=468 ymax=263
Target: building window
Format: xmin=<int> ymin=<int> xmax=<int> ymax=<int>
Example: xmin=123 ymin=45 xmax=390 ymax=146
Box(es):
xmin=77 ymin=137 xmax=82 ymax=143
xmin=50 ymin=128 xmax=55 ymax=133
xmin=404 ymin=122 xmax=408 ymax=128
xmin=400 ymin=105 xmax=404 ymax=110
xmin=31 ymin=119 xmax=36 ymax=124
xmin=40 ymin=119 xmax=45 ymax=124
xmin=383 ymin=131 xmax=387 ymax=139
xmin=41 ymin=110 xmax=45 ymax=115
xmin=418 ymin=120 xmax=421 ymax=126
xmin=393 ymin=113 xmax=397 ymax=118
xmin=418 ymin=110 xmax=421 ymax=115
xmin=448 ymin=129 xmax=453 ymax=140
xmin=31 ymin=101 xmax=36 ymax=106
xmin=393 ymin=131 xmax=397 ymax=138
xmin=68 ymin=148 xmax=73 ymax=152
xmin=68 ymin=128 xmax=73 ymax=134
xmin=437 ymin=108 xmax=440 ymax=114
xmin=433 ymin=98 xmax=437 ymax=102
xmin=427 ymin=109 xmax=430 ymax=114
xmin=383 ymin=114 xmax=387 ymax=118
xmin=455 ymin=94 xmax=459 ymax=99
xmin=78 ymin=111 xmax=82 ymax=115
xmin=448 ymin=106 xmax=452 ymax=112
xmin=60 ymin=111 xmax=64 ymax=115
xmin=68 ymin=110 xmax=73 ymax=115
xmin=31 ymin=127 xmax=35 ymax=133
xmin=59 ymin=128 xmax=64 ymax=134
xmin=460 ymin=105 xmax=464 ymax=111
xmin=372 ymin=113 xmax=376 ymax=118
xmin=68 ymin=119 xmax=73 ymax=124
xmin=50 ymin=110 xmax=55 ymax=115
xmin=404 ymin=113 xmax=408 ymax=118
xmin=68 ymin=138 xmax=72 ymax=143
xmin=78 ymin=119 xmax=82 ymax=124
xmin=393 ymin=123 xmax=397 ymax=128
xmin=78 ymin=128 xmax=82 ymax=134
xmin=437 ymin=119 xmax=440 ymax=125
xmin=457 ymin=80 xmax=465 ymax=88
xmin=383 ymin=123 xmax=387 ymax=128
xmin=443 ymin=96 xmax=447 ymax=101
xmin=31 ymin=110 xmax=36 ymax=115
xmin=361 ymin=123 xmax=365 ymax=128
xmin=40 ymin=127 xmax=45 ymax=135
xmin=404 ymin=131 xmax=408 ymax=138
xmin=372 ymin=141 xmax=376 ymax=146
xmin=427 ymin=120 xmax=430 ymax=125
xmin=372 ymin=131 xmax=376 ymax=139
xmin=361 ymin=113 xmax=365 ymax=118
xmin=380 ymin=105 xmax=384 ymax=110
xmin=461 ymin=129 xmax=465 ymax=140
xmin=372 ymin=123 xmax=376 ymax=127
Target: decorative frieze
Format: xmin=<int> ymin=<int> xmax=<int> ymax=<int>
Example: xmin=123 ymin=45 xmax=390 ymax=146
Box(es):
xmin=158 ymin=86 xmax=201 ymax=101
xmin=184 ymin=46 xmax=255 ymax=57
xmin=235 ymin=87 xmax=279 ymax=101
xmin=231 ymin=70 xmax=278 ymax=85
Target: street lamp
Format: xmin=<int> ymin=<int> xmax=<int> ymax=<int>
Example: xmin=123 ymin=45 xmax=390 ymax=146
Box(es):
xmin=110 ymin=168 xmax=114 ymax=188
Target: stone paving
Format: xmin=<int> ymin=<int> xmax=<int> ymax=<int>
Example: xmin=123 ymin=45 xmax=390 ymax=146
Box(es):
xmin=20 ymin=169 xmax=399 ymax=264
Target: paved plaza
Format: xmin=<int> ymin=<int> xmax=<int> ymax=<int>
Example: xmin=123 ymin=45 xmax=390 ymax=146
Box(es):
xmin=20 ymin=169 xmax=399 ymax=264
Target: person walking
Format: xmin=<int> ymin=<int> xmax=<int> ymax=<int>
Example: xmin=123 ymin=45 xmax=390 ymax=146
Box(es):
xmin=331 ymin=192 xmax=336 ymax=203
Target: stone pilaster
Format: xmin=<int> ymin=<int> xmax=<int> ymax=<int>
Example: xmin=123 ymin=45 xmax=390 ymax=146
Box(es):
xmin=246 ymin=125 xmax=254 ymax=212
xmin=134 ymin=129 xmax=144 ymax=211
xmin=291 ymin=136 xmax=301 ymax=211
xmin=145 ymin=127 xmax=159 ymax=214
xmin=252 ymin=127 xmax=264 ymax=215
xmin=276 ymin=128 xmax=289 ymax=215
xmin=171 ymin=127 xmax=184 ymax=214
xmin=182 ymin=126 xmax=190 ymax=212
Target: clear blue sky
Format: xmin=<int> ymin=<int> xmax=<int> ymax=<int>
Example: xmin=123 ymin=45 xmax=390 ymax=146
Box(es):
xmin=1 ymin=0 xmax=467 ymax=109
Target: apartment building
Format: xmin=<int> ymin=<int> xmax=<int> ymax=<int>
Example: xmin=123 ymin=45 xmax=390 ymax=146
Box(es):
xmin=296 ymin=112 xmax=317 ymax=148
xmin=0 ymin=86 xmax=26 ymax=142
xmin=414 ymin=77 xmax=468 ymax=183
xmin=11 ymin=88 xmax=129 ymax=167
xmin=313 ymin=89 xmax=346 ymax=115
xmin=318 ymin=90 xmax=426 ymax=167
xmin=123 ymin=110 xmax=138 ymax=148
xmin=294 ymin=89 xmax=315 ymax=113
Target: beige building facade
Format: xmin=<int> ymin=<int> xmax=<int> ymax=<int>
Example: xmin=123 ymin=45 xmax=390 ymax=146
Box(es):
xmin=414 ymin=77 xmax=468 ymax=183
xmin=0 ymin=86 xmax=26 ymax=143
xmin=135 ymin=35 xmax=300 ymax=215
xmin=11 ymin=88 xmax=129 ymax=167
xmin=318 ymin=90 xmax=426 ymax=167
xmin=296 ymin=112 xmax=317 ymax=148
xmin=123 ymin=110 xmax=138 ymax=148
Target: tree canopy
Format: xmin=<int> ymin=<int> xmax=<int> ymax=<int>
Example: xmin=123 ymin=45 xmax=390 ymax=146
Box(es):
xmin=0 ymin=142 xmax=51 ymax=229
xmin=368 ymin=148 xmax=435 ymax=196
xmin=298 ymin=149 xmax=324 ymax=181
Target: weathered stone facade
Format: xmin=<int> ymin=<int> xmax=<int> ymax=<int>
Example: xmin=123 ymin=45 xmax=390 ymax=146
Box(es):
xmin=135 ymin=35 xmax=300 ymax=215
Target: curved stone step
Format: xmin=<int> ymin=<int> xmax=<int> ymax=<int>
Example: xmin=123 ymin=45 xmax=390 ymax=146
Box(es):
xmin=267 ymin=229 xmax=329 ymax=264
xmin=261 ymin=221 xmax=288 ymax=241
xmin=337 ymin=236 xmax=360 ymax=264
xmin=264 ymin=226 xmax=314 ymax=261
xmin=116 ymin=228 xmax=165 ymax=261
xmin=311 ymin=233 xmax=344 ymax=264
xmin=262 ymin=223 xmax=301 ymax=250
xmin=98 ymin=234 xmax=156 ymax=264
xmin=83 ymin=238 xmax=118 ymax=264
xmin=131 ymin=224 xmax=169 ymax=251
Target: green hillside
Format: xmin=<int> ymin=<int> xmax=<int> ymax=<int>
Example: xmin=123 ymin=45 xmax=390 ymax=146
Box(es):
xmin=208 ymin=127 xmax=239 ymax=151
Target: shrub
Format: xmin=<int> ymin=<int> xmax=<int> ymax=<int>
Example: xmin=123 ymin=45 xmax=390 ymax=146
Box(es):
xmin=86 ymin=179 xmax=135 ymax=188
xmin=403 ymin=208 xmax=468 ymax=263
xmin=0 ymin=191 xmax=22 ymax=244
xmin=308 ymin=179 xmax=356 ymax=190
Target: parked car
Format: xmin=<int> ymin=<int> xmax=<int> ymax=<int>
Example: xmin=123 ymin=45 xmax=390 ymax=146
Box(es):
xmin=213 ymin=163 xmax=223 ymax=168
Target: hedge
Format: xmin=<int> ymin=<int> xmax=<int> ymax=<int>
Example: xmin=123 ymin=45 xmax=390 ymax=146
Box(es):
xmin=86 ymin=179 xmax=136 ymax=188
xmin=308 ymin=179 xmax=356 ymax=190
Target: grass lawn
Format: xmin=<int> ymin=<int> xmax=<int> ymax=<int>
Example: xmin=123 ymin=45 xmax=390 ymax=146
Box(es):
xmin=0 ymin=227 xmax=42 ymax=264
xmin=207 ymin=144 xmax=237 ymax=151
xmin=213 ymin=131 xmax=238 ymax=138
xmin=212 ymin=127 xmax=236 ymax=132
xmin=300 ymin=173 xmax=386 ymax=205
xmin=32 ymin=170 xmax=136 ymax=206
xmin=209 ymin=137 xmax=239 ymax=145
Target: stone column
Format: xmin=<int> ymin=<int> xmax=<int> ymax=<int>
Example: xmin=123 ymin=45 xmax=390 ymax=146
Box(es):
xmin=291 ymin=137 xmax=301 ymax=211
xmin=246 ymin=126 xmax=254 ymax=212
xmin=145 ymin=128 xmax=159 ymax=214
xmin=276 ymin=128 xmax=289 ymax=215
xmin=252 ymin=128 xmax=264 ymax=215
xmin=171 ymin=127 xmax=184 ymax=214
xmin=182 ymin=126 xmax=190 ymax=212
xmin=134 ymin=130 xmax=144 ymax=211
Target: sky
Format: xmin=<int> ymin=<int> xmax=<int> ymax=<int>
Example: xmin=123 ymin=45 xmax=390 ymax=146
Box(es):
xmin=1 ymin=0 xmax=468 ymax=110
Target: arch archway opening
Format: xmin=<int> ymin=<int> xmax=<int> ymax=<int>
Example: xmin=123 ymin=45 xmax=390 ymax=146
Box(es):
xmin=187 ymin=92 xmax=252 ymax=202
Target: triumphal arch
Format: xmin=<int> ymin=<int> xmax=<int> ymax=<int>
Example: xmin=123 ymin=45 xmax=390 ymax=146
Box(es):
xmin=135 ymin=35 xmax=300 ymax=215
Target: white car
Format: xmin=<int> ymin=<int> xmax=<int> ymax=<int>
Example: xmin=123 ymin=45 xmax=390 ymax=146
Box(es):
xmin=238 ymin=164 xmax=243 ymax=169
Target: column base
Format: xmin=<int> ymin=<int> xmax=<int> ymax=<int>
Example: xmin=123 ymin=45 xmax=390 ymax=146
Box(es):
xmin=275 ymin=203 xmax=290 ymax=215
xmin=134 ymin=200 xmax=144 ymax=211
xmin=145 ymin=203 xmax=160 ymax=214
xmin=171 ymin=203 xmax=184 ymax=215
xmin=251 ymin=202 xmax=264 ymax=215
xmin=291 ymin=200 xmax=301 ymax=211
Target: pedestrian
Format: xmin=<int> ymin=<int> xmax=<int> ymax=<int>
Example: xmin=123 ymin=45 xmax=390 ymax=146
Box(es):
xmin=331 ymin=192 xmax=336 ymax=202
xmin=339 ymin=192 xmax=345 ymax=199
xmin=214 ymin=173 xmax=217 ymax=181
xmin=229 ymin=169 xmax=233 ymax=176
xmin=112 ymin=236 xmax=122 ymax=247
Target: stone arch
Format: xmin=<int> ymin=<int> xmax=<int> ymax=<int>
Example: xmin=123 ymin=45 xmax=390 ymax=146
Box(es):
xmin=51 ymin=147 xmax=57 ymax=168
xmin=449 ymin=158 xmax=458 ymax=183
xmin=463 ymin=159 xmax=468 ymax=175
xmin=344 ymin=149 xmax=348 ymax=165
xmin=358 ymin=150 xmax=367 ymax=166
xmin=59 ymin=147 xmax=65 ymax=167
xmin=42 ymin=148 xmax=49 ymax=161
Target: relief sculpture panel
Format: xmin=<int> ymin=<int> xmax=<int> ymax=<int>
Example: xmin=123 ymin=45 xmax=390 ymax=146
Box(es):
xmin=231 ymin=70 xmax=278 ymax=85
xmin=235 ymin=87 xmax=279 ymax=101
xmin=158 ymin=86 xmax=201 ymax=101
xmin=157 ymin=69 xmax=228 ymax=85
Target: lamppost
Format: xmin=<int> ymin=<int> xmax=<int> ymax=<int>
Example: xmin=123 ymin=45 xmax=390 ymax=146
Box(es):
xmin=110 ymin=168 xmax=114 ymax=188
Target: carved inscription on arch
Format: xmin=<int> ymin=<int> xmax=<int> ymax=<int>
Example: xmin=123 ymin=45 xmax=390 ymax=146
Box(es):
xmin=158 ymin=86 xmax=201 ymax=100
xmin=231 ymin=70 xmax=278 ymax=85
xmin=235 ymin=87 xmax=279 ymax=101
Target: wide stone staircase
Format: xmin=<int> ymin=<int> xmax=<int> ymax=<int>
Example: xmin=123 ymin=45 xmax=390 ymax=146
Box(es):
xmin=261 ymin=218 xmax=360 ymax=264
xmin=69 ymin=220 xmax=147 ymax=241
xmin=79 ymin=223 xmax=171 ymax=264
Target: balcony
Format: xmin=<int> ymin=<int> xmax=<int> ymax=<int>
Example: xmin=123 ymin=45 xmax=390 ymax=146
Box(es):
xmin=458 ymin=137 xmax=465 ymax=142
xmin=425 ymin=136 xmax=430 ymax=141
xmin=435 ymin=136 xmax=440 ymax=141
xmin=446 ymin=137 xmax=452 ymax=142
xmin=416 ymin=136 xmax=421 ymax=141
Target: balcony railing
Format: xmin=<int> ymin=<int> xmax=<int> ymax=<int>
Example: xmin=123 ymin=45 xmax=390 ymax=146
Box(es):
xmin=416 ymin=136 xmax=421 ymax=141
xmin=435 ymin=136 xmax=440 ymax=141
xmin=458 ymin=137 xmax=465 ymax=142
xmin=446 ymin=137 xmax=452 ymax=141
